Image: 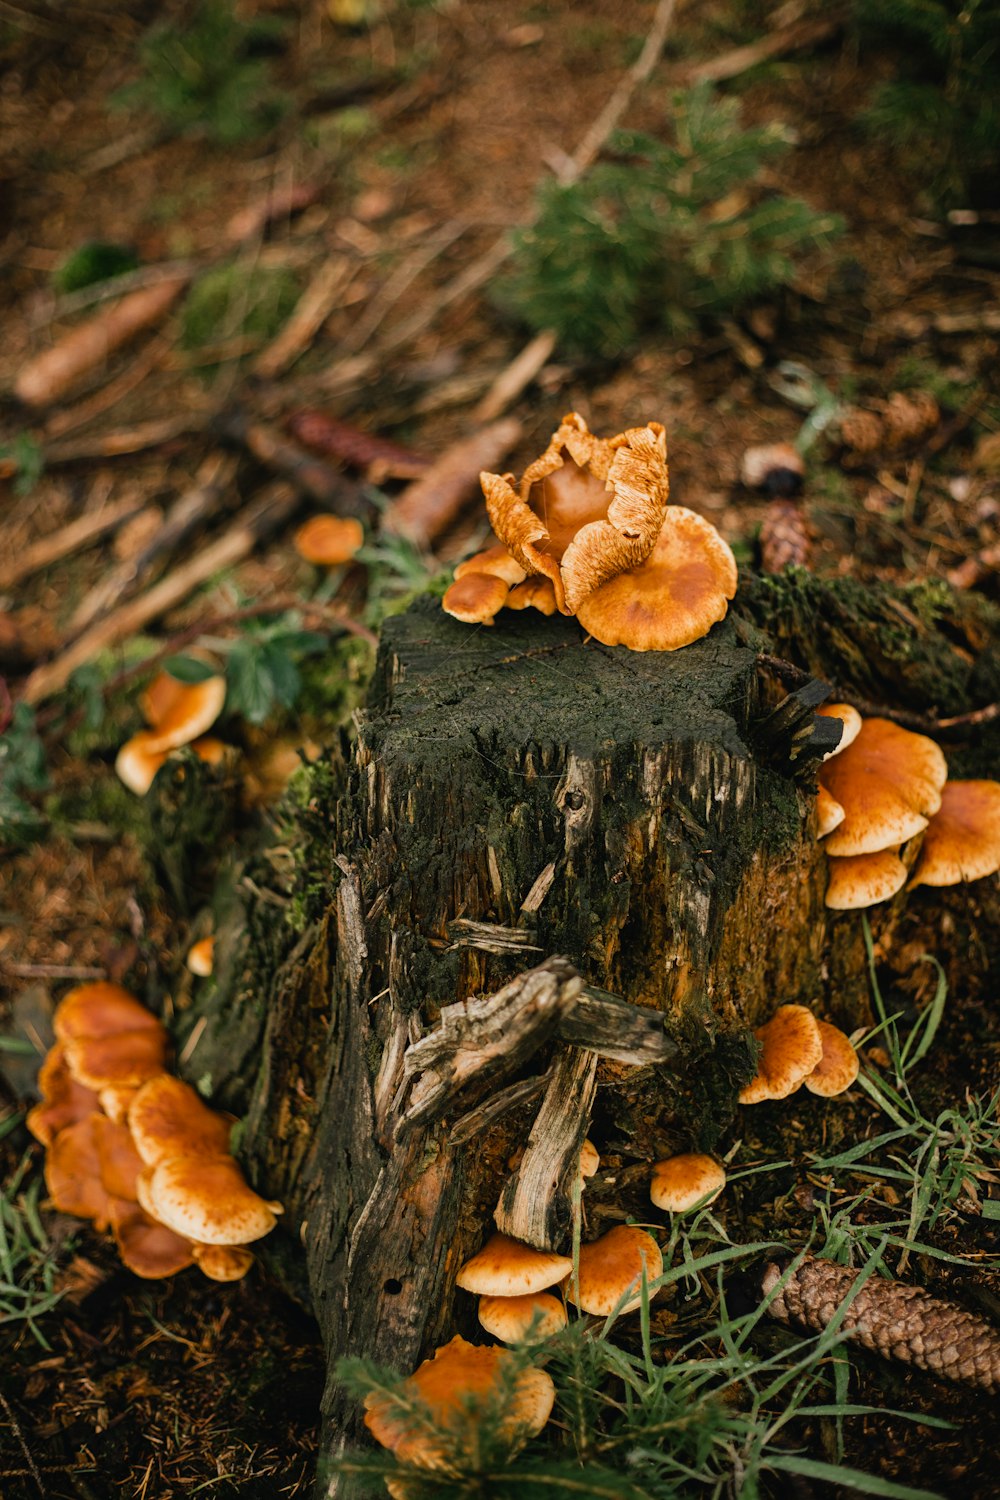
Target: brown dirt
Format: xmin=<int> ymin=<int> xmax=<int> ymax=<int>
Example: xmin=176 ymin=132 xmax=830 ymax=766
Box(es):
xmin=1 ymin=1 xmax=998 ymax=1496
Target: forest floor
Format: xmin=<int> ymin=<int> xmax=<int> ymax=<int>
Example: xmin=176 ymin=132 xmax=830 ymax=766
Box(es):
xmin=0 ymin=1 xmax=998 ymax=1497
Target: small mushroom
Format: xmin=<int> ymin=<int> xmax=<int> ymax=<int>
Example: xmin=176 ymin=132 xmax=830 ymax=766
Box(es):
xmin=139 ymin=674 xmax=227 ymax=755
xmin=739 ymin=1004 xmax=823 ymax=1105
xmin=477 ymin=1291 xmax=567 ymax=1344
xmin=456 ymin=1232 xmax=573 ymax=1297
xmin=54 ymin=982 xmax=164 ymax=1043
xmin=363 ymin=1334 xmax=555 ymax=1473
xmin=441 ymin=571 xmax=513 ymax=625
xmin=819 ymin=717 xmax=947 ymax=857
xmin=504 ymin=576 xmax=558 ymax=615
xmin=186 ymin=936 xmax=215 ymax=977
xmin=43 ymin=1114 xmax=116 ymax=1229
xmin=825 ymin=848 xmax=908 ymax=910
xmin=63 ymin=1029 xmax=169 ymax=1091
xmin=575 ymin=507 xmax=737 ymax=652
xmin=649 ymin=1153 xmax=726 ymax=1214
xmin=815 ymin=785 xmax=846 ymax=838
xmin=293 ymin=514 xmax=365 ymax=566
xmin=816 ymin=703 xmax=862 ymax=759
xmin=803 ymin=1021 xmax=859 ymax=1097
xmin=453 ymin=545 xmax=526 ymax=586
xmin=110 ymin=1200 xmax=196 ymax=1279
xmin=579 ymin=1138 xmax=600 ymax=1182
xmin=26 ymin=1045 xmax=101 ymax=1147
xmin=909 ymin=780 xmax=1000 ymax=889
xmin=567 ymin=1225 xmax=663 ymax=1316
xmin=191 ymin=1243 xmax=255 ymax=1282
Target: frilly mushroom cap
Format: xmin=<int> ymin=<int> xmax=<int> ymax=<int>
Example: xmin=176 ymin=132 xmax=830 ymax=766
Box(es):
xmin=441 ymin=571 xmax=511 ymax=625
xmin=817 ymin=703 xmax=862 ymax=759
xmin=93 ymin=1114 xmax=144 ymax=1200
xmin=54 ymin=982 xmax=163 ymax=1042
xmin=456 ymin=1232 xmax=573 ymax=1297
xmin=293 ymin=514 xmax=365 ymax=566
xmin=453 ymin=544 xmax=526 ymax=587
xmin=128 ymin=1074 xmax=233 ymax=1168
xmin=482 ymin=412 xmax=669 ymax=615
xmin=478 ymin=1291 xmax=567 ymax=1344
xmin=504 ymin=576 xmax=558 ymax=615
xmin=26 ymin=1045 xmax=101 ymax=1147
xmin=819 ymin=717 xmax=947 ymax=856
xmin=363 ymin=1334 xmax=555 ymax=1470
xmin=575 ymin=507 xmax=737 ymax=652
xmin=568 ymin=1224 xmax=663 ymax=1316
xmin=825 ymin=848 xmax=908 ymax=910
xmin=110 ymin=1200 xmax=195 ymax=1279
xmin=909 ymin=780 xmax=1000 ymax=888
xmin=815 ymin=785 xmax=846 ymax=838
xmin=738 ymin=1004 xmax=824 ymax=1104
xmin=804 ymin=1021 xmax=859 ymax=1097
xmin=44 ymin=1114 xmax=115 ymax=1229
xmin=649 ymin=1153 xmax=726 ymax=1214
xmin=63 ymin=1028 xmax=169 ymax=1091
xmin=191 ymin=1243 xmax=255 ymax=1282
xmin=141 ymin=674 xmax=227 ymax=754
xmin=144 ymin=1156 xmax=283 ymax=1245
xmin=186 ymin=936 xmax=215 ymax=977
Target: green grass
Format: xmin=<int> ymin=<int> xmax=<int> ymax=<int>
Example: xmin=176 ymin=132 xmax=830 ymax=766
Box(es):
xmin=0 ymin=1141 xmax=71 ymax=1347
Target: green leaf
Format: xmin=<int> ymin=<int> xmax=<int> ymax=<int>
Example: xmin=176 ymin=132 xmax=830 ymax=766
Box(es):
xmin=982 ymin=1198 xmax=1000 ymax=1221
xmin=771 ymin=1454 xmax=946 ymax=1499
xmin=161 ymin=654 xmax=219 ymax=684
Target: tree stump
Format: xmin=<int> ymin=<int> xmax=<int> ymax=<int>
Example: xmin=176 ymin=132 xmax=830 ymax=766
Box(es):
xmin=174 ymin=593 xmax=902 ymax=1492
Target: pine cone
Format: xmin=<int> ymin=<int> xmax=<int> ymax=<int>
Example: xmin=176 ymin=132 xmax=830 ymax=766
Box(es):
xmin=882 ymin=391 xmax=940 ymax=447
xmin=839 ymin=407 xmax=884 ymax=455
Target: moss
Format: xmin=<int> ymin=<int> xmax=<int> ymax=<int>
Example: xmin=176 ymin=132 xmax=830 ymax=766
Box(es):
xmin=180 ymin=262 xmax=301 ymax=351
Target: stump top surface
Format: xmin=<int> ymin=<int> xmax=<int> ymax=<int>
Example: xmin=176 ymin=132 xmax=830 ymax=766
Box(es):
xmin=367 ymin=597 xmax=756 ymax=760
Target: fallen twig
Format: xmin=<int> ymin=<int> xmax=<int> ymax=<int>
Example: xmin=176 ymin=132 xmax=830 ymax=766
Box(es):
xmin=41 ymin=333 xmax=173 ymax=441
xmin=251 ymin=258 xmax=353 ymax=380
xmin=383 ymin=416 xmax=523 ymax=547
xmin=682 ymin=13 xmax=841 ymax=85
xmin=286 ymin=409 xmax=430 ymax=481
xmin=472 ymin=329 xmax=559 ymax=425
xmin=0 ymin=495 xmax=146 ymax=593
xmin=43 ymin=414 xmax=210 ymax=465
xmin=21 ymin=483 xmax=301 ymax=706
xmin=214 ymin=406 xmax=374 ymax=521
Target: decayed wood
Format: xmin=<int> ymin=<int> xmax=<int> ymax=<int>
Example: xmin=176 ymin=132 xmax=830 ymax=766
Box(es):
xmin=494 ymin=1044 xmax=598 ymax=1248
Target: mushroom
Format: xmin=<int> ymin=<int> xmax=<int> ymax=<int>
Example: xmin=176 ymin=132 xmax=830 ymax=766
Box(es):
xmin=63 ymin=1029 xmax=169 ymax=1091
xmin=456 ymin=1232 xmax=573 ymax=1297
xmin=477 ymin=1291 xmax=567 ymax=1344
xmin=738 ymin=1004 xmax=824 ymax=1104
xmin=567 ymin=1225 xmax=663 ymax=1316
xmin=825 ymin=848 xmax=908 ymax=910
xmin=191 ymin=1243 xmax=255 ymax=1282
xmin=142 ymin=1155 xmax=283 ymax=1245
xmin=363 ymin=1334 xmax=555 ymax=1475
xmin=54 ymin=982 xmax=165 ymax=1043
xmin=115 ymin=732 xmax=229 ymax=796
xmin=909 ymin=780 xmax=1000 ymax=889
xmin=186 ymin=936 xmax=215 ymax=977
xmin=92 ymin=1113 xmax=145 ymax=1200
xmin=293 ymin=513 xmax=365 ymax=566
xmin=110 ymin=1200 xmax=196 ymax=1279
xmin=452 ymin=545 xmax=526 ymax=586
xmin=819 ymin=717 xmax=947 ymax=857
xmin=803 ymin=1021 xmax=859 ymax=1097
xmin=137 ymin=673 xmax=227 ymax=755
xmin=816 ymin=703 xmax=862 ymax=759
xmin=127 ymin=1074 xmax=233 ymax=1166
xmin=26 ymin=1044 xmax=101 ymax=1147
xmin=504 ymin=576 xmax=558 ymax=615
xmin=579 ymin=1138 xmax=600 ymax=1182
xmin=43 ymin=1114 xmax=116 ymax=1229
xmin=441 ymin=571 xmax=513 ymax=625
xmin=649 ymin=1153 xmax=726 ymax=1214
xmin=815 ymin=785 xmax=846 ymax=838
xmin=481 ymin=411 xmax=669 ymax=615
xmin=575 ymin=507 xmax=738 ymax=652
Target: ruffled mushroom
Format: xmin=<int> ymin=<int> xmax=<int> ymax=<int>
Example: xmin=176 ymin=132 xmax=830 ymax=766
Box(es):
xmin=44 ymin=1114 xmax=116 ymax=1229
xmin=909 ymin=780 xmax=1000 ymax=889
xmin=482 ymin=412 xmax=669 ymax=615
xmin=739 ymin=1005 xmax=823 ymax=1104
xmin=575 ymin=507 xmax=738 ymax=652
xmin=363 ymin=1334 xmax=554 ymax=1474
xmin=26 ymin=1044 xmax=101 ymax=1147
xmin=110 ymin=1200 xmax=196 ymax=1279
xmin=819 ymin=717 xmax=947 ymax=857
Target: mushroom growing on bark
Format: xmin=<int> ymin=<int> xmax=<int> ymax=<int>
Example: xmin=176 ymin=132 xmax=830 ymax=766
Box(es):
xmin=738 ymin=1005 xmax=823 ymax=1104
xmin=456 ymin=1232 xmax=572 ymax=1297
xmin=818 ymin=717 xmax=947 ymax=857
xmin=825 ymin=848 xmax=908 ymax=911
xmin=909 ymin=780 xmax=1000 ymax=889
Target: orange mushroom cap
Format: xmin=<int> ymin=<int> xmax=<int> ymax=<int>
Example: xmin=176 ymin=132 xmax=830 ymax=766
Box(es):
xmin=568 ymin=1225 xmax=663 ymax=1316
xmin=825 ymin=848 xmax=908 ymax=910
xmin=363 ymin=1334 xmax=554 ymax=1471
xmin=455 ymin=1232 xmax=573 ymax=1297
xmin=186 ymin=936 xmax=215 ymax=977
xmin=54 ymin=982 xmax=163 ymax=1043
xmin=816 ymin=703 xmax=862 ymax=759
xmin=482 ymin=412 xmax=669 ymax=615
xmin=804 ymin=1021 xmax=860 ymax=1097
xmin=504 ymin=576 xmax=559 ymax=615
xmin=110 ymin=1200 xmax=196 ymax=1279
xmin=26 ymin=1045 xmax=101 ymax=1147
xmin=815 ymin=785 xmax=846 ymax=838
xmin=738 ymin=1004 xmax=824 ymax=1104
xmin=144 ymin=1156 xmax=282 ymax=1245
xmin=909 ymin=780 xmax=1000 ymax=888
xmin=453 ymin=545 xmax=526 ymax=587
xmin=575 ymin=507 xmax=737 ymax=652
xmin=293 ymin=513 xmax=365 ymax=566
xmin=649 ymin=1153 xmax=726 ymax=1214
xmin=98 ymin=1084 xmax=141 ymax=1125
xmin=44 ymin=1114 xmax=116 ymax=1229
xmin=63 ymin=1027 xmax=169 ymax=1091
xmin=115 ymin=731 xmax=171 ymax=795
xmin=93 ymin=1113 xmax=145 ymax=1200
xmin=191 ymin=1243 xmax=255 ymax=1282
xmin=127 ymin=1074 xmax=233 ymax=1168
xmin=140 ymin=675 xmax=227 ymax=755
xmin=441 ymin=571 xmax=512 ymax=625
xmin=819 ymin=717 xmax=947 ymax=857
xmin=477 ymin=1291 xmax=567 ymax=1344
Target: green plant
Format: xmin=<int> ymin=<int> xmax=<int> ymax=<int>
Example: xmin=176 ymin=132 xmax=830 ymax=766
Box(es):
xmin=113 ymin=2 xmax=289 ymax=144
xmin=53 ymin=242 xmax=139 ymax=295
xmin=165 ymin=611 xmax=329 ymax=727
xmin=0 ymin=703 xmax=49 ymax=850
xmin=0 ymin=1144 xmax=70 ymax=1346
xmin=180 ymin=262 xmax=301 ymax=355
xmin=0 ymin=432 xmax=44 ymax=497
xmin=854 ymin=0 xmax=1000 ymax=206
xmin=497 ymin=84 xmax=843 ymax=359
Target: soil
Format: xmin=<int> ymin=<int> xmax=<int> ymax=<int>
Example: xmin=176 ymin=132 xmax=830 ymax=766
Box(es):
xmin=1 ymin=2 xmax=998 ymax=1497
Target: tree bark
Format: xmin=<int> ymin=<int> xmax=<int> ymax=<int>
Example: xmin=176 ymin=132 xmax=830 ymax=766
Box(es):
xmin=164 ymin=582 xmax=999 ymax=1495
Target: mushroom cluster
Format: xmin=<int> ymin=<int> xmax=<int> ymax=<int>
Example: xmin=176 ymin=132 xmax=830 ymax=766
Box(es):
xmin=116 ymin=664 xmax=229 ymax=796
xmin=814 ymin=706 xmax=1000 ymax=910
xmin=738 ymin=1004 xmax=859 ymax=1105
xmin=442 ymin=412 xmax=738 ymax=652
xmin=28 ymin=981 xmax=282 ymax=1281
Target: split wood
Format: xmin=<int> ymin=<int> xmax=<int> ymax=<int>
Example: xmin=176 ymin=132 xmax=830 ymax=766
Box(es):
xmin=21 ymin=482 xmax=301 ymax=706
